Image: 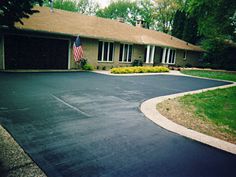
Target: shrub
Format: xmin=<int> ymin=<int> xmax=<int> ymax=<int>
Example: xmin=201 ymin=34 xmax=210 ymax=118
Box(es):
xmin=82 ymin=64 xmax=93 ymax=70
xmin=110 ymin=66 xmax=169 ymax=74
xmin=102 ymin=66 xmax=106 ymax=70
xmin=185 ymin=63 xmax=192 ymax=68
xmin=132 ymin=59 xmax=143 ymax=66
xmin=202 ymin=39 xmax=236 ymax=71
xmin=80 ymin=58 xmax=87 ymax=68
xmin=201 ymin=62 xmax=211 ymax=68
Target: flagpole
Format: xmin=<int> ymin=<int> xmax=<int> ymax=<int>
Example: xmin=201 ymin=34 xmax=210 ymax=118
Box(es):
xmin=50 ymin=0 xmax=54 ymax=13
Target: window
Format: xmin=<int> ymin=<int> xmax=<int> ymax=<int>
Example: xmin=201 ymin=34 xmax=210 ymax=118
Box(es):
xmin=183 ymin=50 xmax=187 ymax=59
xmin=119 ymin=44 xmax=132 ymax=62
xmin=161 ymin=48 xmax=176 ymax=64
xmin=145 ymin=45 xmax=155 ymax=64
xmin=160 ymin=48 xmax=164 ymax=63
xmin=98 ymin=41 xmax=114 ymax=62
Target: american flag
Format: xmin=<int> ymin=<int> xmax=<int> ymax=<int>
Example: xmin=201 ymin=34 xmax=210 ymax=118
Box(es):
xmin=73 ymin=36 xmax=84 ymax=62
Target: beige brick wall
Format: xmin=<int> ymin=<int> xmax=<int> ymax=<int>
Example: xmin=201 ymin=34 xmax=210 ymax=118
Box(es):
xmin=69 ymin=37 xmax=97 ymax=69
xmin=175 ymin=49 xmax=202 ymax=67
xmin=133 ymin=44 xmax=145 ymax=61
xmin=77 ymin=38 xmax=146 ymax=69
xmin=69 ymin=38 xmax=202 ymax=69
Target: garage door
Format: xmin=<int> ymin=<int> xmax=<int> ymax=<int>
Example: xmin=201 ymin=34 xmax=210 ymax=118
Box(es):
xmin=4 ymin=35 xmax=69 ymax=69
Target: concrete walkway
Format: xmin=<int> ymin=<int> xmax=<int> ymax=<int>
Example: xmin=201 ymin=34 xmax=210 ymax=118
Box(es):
xmin=93 ymin=70 xmax=182 ymax=76
xmin=141 ymin=82 xmax=236 ymax=154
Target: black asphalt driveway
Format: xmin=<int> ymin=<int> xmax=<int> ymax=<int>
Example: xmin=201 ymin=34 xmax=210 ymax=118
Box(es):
xmin=0 ymin=72 xmax=235 ymax=177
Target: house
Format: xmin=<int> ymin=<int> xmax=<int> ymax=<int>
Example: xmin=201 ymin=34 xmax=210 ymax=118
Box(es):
xmin=0 ymin=6 xmax=204 ymax=70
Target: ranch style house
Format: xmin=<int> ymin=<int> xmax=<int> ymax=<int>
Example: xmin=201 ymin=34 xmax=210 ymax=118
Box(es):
xmin=0 ymin=6 xmax=204 ymax=70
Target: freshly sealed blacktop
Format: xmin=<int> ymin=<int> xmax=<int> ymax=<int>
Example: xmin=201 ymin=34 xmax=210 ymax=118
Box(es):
xmin=0 ymin=72 xmax=235 ymax=177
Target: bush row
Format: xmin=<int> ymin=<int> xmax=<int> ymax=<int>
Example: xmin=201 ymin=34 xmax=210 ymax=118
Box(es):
xmin=110 ymin=66 xmax=169 ymax=74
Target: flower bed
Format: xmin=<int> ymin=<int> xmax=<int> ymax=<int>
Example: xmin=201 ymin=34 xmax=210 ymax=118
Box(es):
xmin=110 ymin=66 xmax=169 ymax=74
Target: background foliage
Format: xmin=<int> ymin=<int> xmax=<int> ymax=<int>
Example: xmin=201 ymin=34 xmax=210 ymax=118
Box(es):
xmin=44 ymin=0 xmax=99 ymax=15
xmin=0 ymin=0 xmax=44 ymax=27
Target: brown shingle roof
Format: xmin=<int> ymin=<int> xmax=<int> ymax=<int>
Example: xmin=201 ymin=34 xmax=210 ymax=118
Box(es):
xmin=15 ymin=6 xmax=203 ymax=52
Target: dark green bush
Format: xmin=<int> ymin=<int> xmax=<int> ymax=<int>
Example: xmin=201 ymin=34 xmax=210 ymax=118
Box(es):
xmin=132 ymin=59 xmax=143 ymax=66
xmin=185 ymin=63 xmax=192 ymax=68
xmin=82 ymin=64 xmax=93 ymax=70
xmin=80 ymin=58 xmax=87 ymax=68
xmin=202 ymin=39 xmax=236 ymax=71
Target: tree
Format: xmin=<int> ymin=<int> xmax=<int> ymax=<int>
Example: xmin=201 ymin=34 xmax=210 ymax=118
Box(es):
xmin=44 ymin=0 xmax=99 ymax=15
xmin=96 ymin=0 xmax=140 ymax=26
xmin=152 ymin=0 xmax=183 ymax=33
xmin=44 ymin=0 xmax=78 ymax=12
xmin=187 ymin=0 xmax=236 ymax=40
xmin=186 ymin=0 xmax=236 ymax=70
xmin=77 ymin=0 xmax=100 ymax=15
xmin=0 ymin=0 xmax=44 ymax=27
xmin=182 ymin=15 xmax=198 ymax=44
xmin=172 ymin=10 xmax=186 ymax=39
xmin=172 ymin=10 xmax=199 ymax=44
xmin=137 ymin=0 xmax=155 ymax=29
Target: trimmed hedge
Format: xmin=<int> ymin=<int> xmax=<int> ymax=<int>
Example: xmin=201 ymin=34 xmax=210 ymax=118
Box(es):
xmin=111 ymin=66 xmax=169 ymax=74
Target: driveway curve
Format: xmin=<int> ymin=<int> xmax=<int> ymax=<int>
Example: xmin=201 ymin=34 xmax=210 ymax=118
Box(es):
xmin=0 ymin=72 xmax=235 ymax=177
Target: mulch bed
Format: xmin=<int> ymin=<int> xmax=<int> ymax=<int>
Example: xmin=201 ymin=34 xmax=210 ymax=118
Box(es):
xmin=157 ymin=98 xmax=236 ymax=144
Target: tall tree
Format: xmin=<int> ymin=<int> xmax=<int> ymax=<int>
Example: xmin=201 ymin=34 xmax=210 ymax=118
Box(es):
xmin=137 ymin=0 xmax=155 ymax=29
xmin=172 ymin=10 xmax=186 ymax=39
xmin=96 ymin=0 xmax=140 ymax=26
xmin=44 ymin=0 xmax=78 ymax=12
xmin=182 ymin=15 xmax=198 ymax=44
xmin=187 ymin=0 xmax=236 ymax=70
xmin=152 ymin=0 xmax=183 ymax=33
xmin=172 ymin=10 xmax=199 ymax=44
xmin=187 ymin=0 xmax=236 ymax=40
xmin=77 ymin=0 xmax=100 ymax=15
xmin=44 ymin=0 xmax=99 ymax=15
xmin=0 ymin=0 xmax=44 ymax=27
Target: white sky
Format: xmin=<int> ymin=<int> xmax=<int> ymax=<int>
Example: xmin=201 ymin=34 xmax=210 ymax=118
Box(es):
xmin=94 ymin=0 xmax=111 ymax=8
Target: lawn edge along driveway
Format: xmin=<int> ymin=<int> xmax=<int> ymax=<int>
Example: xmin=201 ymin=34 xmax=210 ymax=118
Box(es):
xmin=95 ymin=69 xmax=236 ymax=153
xmin=140 ymin=80 xmax=236 ymax=155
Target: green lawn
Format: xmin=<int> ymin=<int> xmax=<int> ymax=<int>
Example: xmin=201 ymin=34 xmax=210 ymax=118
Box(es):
xmin=181 ymin=70 xmax=236 ymax=82
xmin=180 ymin=70 xmax=236 ymax=136
xmin=180 ymin=87 xmax=236 ymax=135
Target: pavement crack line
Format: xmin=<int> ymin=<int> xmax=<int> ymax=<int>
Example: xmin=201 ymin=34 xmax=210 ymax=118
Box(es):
xmin=51 ymin=94 xmax=91 ymax=117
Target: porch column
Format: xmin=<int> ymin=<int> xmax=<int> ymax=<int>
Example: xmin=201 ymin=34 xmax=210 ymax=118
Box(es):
xmin=146 ymin=45 xmax=150 ymax=63
xmin=122 ymin=44 xmax=125 ymax=62
xmin=166 ymin=48 xmax=170 ymax=64
xmin=162 ymin=48 xmax=166 ymax=63
xmin=127 ymin=44 xmax=129 ymax=60
xmin=150 ymin=46 xmax=155 ymax=64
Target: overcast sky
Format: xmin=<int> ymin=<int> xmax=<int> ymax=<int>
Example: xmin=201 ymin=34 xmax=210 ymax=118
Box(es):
xmin=94 ymin=0 xmax=111 ymax=8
